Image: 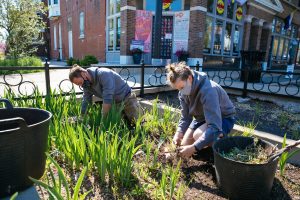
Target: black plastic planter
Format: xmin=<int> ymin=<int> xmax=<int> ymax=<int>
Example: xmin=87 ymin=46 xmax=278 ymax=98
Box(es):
xmin=213 ymin=136 xmax=278 ymax=200
xmin=0 ymin=99 xmax=52 ymax=197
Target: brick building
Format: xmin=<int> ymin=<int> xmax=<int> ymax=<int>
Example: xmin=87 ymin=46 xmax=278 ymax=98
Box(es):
xmin=48 ymin=0 xmax=300 ymax=68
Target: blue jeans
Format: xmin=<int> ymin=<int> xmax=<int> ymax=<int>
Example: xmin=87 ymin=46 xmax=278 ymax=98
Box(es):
xmin=192 ymin=117 xmax=236 ymax=137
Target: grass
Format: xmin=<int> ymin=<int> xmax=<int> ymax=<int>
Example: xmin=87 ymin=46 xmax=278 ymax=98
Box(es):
xmin=0 ymin=56 xmax=43 ymax=75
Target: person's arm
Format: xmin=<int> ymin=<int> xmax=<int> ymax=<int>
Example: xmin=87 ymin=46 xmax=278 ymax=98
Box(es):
xmin=81 ymin=90 xmax=93 ymax=115
xmin=98 ymin=69 xmax=115 ymax=115
xmin=102 ymin=103 xmax=112 ymax=116
xmin=193 ymin=88 xmax=222 ymax=151
xmin=176 ymin=94 xmax=193 ymax=135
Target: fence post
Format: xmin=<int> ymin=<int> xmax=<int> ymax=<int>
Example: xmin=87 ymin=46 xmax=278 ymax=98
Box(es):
xmin=195 ymin=61 xmax=199 ymax=71
xmin=140 ymin=59 xmax=145 ymax=97
xmin=44 ymin=58 xmax=51 ymax=97
xmin=242 ymin=66 xmax=249 ymax=98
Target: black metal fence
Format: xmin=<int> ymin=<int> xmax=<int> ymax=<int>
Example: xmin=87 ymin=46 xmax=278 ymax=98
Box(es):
xmin=0 ymin=60 xmax=299 ymax=100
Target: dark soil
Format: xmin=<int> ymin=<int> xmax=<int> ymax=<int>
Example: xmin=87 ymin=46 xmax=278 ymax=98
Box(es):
xmin=142 ymin=91 xmax=300 ymax=140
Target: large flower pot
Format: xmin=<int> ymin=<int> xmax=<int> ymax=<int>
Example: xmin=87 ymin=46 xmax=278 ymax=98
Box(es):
xmin=0 ymin=99 xmax=52 ymax=197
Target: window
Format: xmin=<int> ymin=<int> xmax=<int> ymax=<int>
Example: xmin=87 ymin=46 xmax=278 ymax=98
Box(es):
xmin=79 ymin=12 xmax=84 ymax=38
xmin=53 ymin=25 xmax=57 ymax=50
xmin=224 ymin=22 xmax=232 ymax=55
xmin=271 ymin=18 xmax=299 ymax=61
xmin=272 ymin=37 xmax=279 ymax=58
xmin=48 ymin=0 xmax=51 ymax=5
xmin=136 ymin=0 xmax=144 ymax=10
xmin=207 ymin=0 xmax=214 ymax=13
xmin=107 ymin=0 xmax=121 ymax=51
xmin=214 ymin=20 xmax=223 ymax=54
xmin=54 ymin=0 xmax=58 ymax=4
xmin=204 ymin=0 xmax=244 ymax=57
xmin=116 ymin=17 xmax=121 ymax=50
xmin=233 ymin=25 xmax=240 ymax=55
xmin=204 ymin=16 xmax=213 ymax=53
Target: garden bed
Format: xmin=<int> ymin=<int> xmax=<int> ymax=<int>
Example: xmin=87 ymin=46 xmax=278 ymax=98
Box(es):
xmin=142 ymin=90 xmax=300 ymax=140
xmin=1 ymin=92 xmax=300 ymax=200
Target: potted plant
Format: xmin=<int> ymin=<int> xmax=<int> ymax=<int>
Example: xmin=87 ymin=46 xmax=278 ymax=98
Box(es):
xmin=131 ymin=48 xmax=143 ymax=64
xmin=175 ymin=49 xmax=189 ymax=62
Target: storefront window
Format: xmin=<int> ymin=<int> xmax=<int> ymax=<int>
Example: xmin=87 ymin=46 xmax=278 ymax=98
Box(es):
xmin=204 ymin=16 xmax=213 ymax=53
xmin=227 ymin=1 xmax=234 ymax=19
xmin=207 ymin=0 xmax=214 ymax=13
xmin=275 ymin=20 xmax=282 ymax=33
xmin=214 ymin=20 xmax=223 ymax=54
xmin=107 ymin=0 xmax=121 ymax=52
xmin=278 ymin=38 xmax=284 ymax=58
xmin=235 ymin=5 xmax=243 ymax=21
xmin=216 ymin=0 xmax=225 ymax=16
xmin=109 ymin=0 xmax=114 ymax=15
xmin=108 ymin=19 xmax=114 ymax=51
xmin=224 ymin=23 xmax=232 ymax=55
xmin=272 ymin=37 xmax=279 ymax=57
xmin=116 ymin=17 xmax=121 ymax=50
xmin=233 ymin=25 xmax=240 ymax=55
xmin=271 ymin=18 xmax=299 ymax=62
xmin=205 ymin=0 xmax=243 ymax=57
xmin=282 ymin=39 xmax=289 ymax=60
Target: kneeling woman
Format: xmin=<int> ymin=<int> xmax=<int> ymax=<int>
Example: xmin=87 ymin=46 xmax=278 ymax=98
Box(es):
xmin=166 ymin=62 xmax=236 ymax=158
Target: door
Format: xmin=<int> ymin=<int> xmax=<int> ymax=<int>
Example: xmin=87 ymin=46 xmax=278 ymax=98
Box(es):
xmin=67 ymin=17 xmax=73 ymax=58
xmin=152 ymin=16 xmax=173 ymax=59
xmin=58 ymin=23 xmax=63 ymax=60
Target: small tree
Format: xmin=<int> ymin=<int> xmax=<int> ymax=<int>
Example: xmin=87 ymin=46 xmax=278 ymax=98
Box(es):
xmin=0 ymin=0 xmax=46 ymax=58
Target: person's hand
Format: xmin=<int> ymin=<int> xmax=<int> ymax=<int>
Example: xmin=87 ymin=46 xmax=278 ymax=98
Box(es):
xmin=178 ymin=145 xmax=196 ymax=158
xmin=173 ymin=132 xmax=183 ymax=146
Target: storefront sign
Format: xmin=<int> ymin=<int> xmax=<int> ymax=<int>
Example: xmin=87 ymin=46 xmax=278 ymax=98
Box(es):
xmin=236 ymin=6 xmax=243 ymax=21
xmin=216 ymin=0 xmax=225 ymax=15
xmin=173 ymin=11 xmax=190 ymax=53
xmin=130 ymin=40 xmax=144 ymax=51
xmin=135 ymin=10 xmax=152 ymax=53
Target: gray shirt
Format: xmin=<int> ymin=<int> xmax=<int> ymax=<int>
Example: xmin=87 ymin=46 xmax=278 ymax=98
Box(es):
xmin=81 ymin=67 xmax=131 ymax=114
xmin=177 ymin=70 xmax=235 ymax=150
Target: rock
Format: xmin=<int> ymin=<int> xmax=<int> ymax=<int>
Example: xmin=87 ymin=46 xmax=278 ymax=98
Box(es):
xmin=236 ymin=97 xmax=251 ymax=103
xmin=282 ymin=102 xmax=300 ymax=114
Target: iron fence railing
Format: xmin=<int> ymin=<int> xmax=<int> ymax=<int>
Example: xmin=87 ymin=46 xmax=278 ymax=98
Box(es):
xmin=0 ymin=60 xmax=299 ymax=100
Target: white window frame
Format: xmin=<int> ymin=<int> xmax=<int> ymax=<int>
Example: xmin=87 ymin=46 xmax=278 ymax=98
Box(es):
xmin=53 ymin=25 xmax=57 ymax=50
xmin=79 ymin=12 xmax=85 ymax=38
xmin=106 ymin=0 xmax=121 ymax=52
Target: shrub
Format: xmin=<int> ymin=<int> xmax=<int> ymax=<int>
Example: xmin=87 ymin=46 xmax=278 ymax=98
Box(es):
xmin=81 ymin=55 xmax=98 ymax=66
xmin=66 ymin=57 xmax=74 ymax=66
xmin=0 ymin=56 xmax=42 ymax=67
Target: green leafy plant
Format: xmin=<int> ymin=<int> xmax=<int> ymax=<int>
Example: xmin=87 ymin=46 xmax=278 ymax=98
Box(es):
xmin=279 ymin=134 xmax=300 ymax=176
xmin=30 ymin=154 xmax=91 ymax=200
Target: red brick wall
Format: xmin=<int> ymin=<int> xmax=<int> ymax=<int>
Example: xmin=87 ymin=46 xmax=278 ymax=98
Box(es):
xmin=50 ymin=0 xmax=106 ymax=62
xmin=188 ymin=0 xmax=207 ymax=58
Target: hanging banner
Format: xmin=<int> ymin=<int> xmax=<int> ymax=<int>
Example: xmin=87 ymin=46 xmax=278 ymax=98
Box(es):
xmin=173 ymin=11 xmax=190 ymax=53
xmin=135 ymin=10 xmax=152 ymax=53
xmin=236 ymin=6 xmax=243 ymax=21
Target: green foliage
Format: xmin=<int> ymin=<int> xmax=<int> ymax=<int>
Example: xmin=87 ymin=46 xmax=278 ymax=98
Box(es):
xmin=30 ymin=154 xmax=91 ymax=200
xmin=0 ymin=0 xmax=46 ymax=58
xmin=66 ymin=55 xmax=98 ymax=66
xmin=279 ymin=134 xmax=300 ymax=176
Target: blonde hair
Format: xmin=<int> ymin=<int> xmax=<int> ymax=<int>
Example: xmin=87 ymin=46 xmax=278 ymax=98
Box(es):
xmin=165 ymin=62 xmax=192 ymax=84
xmin=69 ymin=64 xmax=85 ymax=82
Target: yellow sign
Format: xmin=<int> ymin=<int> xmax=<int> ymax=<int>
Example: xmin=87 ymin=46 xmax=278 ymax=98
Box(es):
xmin=236 ymin=7 xmax=243 ymax=21
xmin=216 ymin=0 xmax=225 ymax=14
xmin=163 ymin=3 xmax=171 ymax=10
